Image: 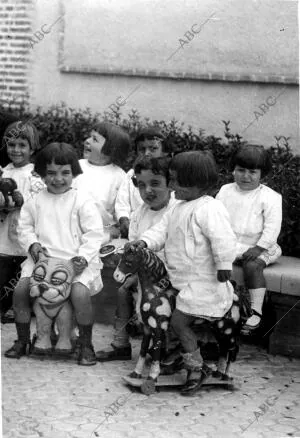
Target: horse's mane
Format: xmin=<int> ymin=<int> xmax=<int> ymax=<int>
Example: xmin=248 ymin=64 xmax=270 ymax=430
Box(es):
xmin=140 ymin=248 xmax=167 ymax=282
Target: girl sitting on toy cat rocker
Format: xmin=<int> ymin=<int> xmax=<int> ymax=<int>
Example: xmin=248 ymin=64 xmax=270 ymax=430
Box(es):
xmin=5 ymin=142 xmax=104 ymax=366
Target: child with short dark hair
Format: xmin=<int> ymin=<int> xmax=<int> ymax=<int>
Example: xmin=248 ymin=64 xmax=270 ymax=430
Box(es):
xmin=5 ymin=142 xmax=104 ymax=365
xmin=129 ymin=151 xmax=237 ymax=394
xmin=74 ymin=122 xmax=131 ymax=242
xmin=0 ymin=121 xmax=44 ymax=322
xmin=115 ymin=126 xmax=171 ymax=238
xmin=216 ymin=144 xmax=282 ymax=331
xmin=96 ymin=155 xmax=178 ymax=361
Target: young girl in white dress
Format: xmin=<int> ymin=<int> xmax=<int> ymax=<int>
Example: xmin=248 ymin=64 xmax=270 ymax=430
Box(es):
xmin=216 ymin=144 xmax=282 ymax=332
xmin=5 ymin=142 xmax=104 ymax=365
xmin=75 ymin=122 xmax=131 ymax=243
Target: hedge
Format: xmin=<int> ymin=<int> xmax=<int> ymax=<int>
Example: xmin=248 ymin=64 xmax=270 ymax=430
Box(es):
xmin=1 ymin=101 xmax=299 ymax=258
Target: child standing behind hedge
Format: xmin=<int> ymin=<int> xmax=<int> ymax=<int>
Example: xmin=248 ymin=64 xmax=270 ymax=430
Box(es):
xmin=216 ymin=144 xmax=282 ymax=332
xmin=115 ymin=127 xmax=171 ymax=238
xmin=75 ymin=122 xmax=131 ymax=243
xmin=0 ymin=121 xmax=44 ymax=321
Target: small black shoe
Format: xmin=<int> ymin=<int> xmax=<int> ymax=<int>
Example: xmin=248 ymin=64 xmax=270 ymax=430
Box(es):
xmin=96 ymin=344 xmax=132 ymax=362
xmin=78 ymin=344 xmax=97 ymax=366
xmin=1 ymin=309 xmax=15 ymax=324
xmin=4 ymin=340 xmax=31 ymax=359
xmin=181 ymin=363 xmax=212 ymax=396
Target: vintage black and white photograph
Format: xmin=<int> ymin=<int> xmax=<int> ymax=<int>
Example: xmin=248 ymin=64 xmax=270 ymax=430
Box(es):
xmin=0 ymin=0 xmax=299 ymax=437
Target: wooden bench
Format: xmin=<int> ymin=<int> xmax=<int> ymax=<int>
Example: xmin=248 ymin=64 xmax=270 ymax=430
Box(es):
xmin=231 ymin=256 xmax=300 ymax=358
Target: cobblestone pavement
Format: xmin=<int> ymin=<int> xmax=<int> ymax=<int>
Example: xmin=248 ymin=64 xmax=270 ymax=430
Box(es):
xmin=1 ymin=322 xmax=300 ymax=438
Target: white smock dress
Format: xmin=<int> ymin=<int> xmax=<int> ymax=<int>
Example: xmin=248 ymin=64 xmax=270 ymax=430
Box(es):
xmin=17 ymin=188 xmax=105 ymax=294
xmin=141 ymin=196 xmax=237 ymax=318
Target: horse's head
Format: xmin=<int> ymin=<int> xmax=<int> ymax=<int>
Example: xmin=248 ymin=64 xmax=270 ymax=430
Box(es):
xmin=99 ymin=238 xmax=129 ymax=269
xmin=113 ymin=244 xmax=143 ymax=284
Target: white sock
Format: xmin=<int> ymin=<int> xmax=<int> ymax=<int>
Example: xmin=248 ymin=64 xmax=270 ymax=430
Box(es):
xmin=246 ymin=288 xmax=266 ymax=326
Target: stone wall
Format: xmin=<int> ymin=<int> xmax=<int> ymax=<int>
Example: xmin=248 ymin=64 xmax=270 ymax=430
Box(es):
xmin=0 ymin=0 xmax=34 ymax=105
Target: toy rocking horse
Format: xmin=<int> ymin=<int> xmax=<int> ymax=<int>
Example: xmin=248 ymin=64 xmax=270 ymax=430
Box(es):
xmin=113 ymin=245 xmax=249 ymax=394
xmin=113 ymin=245 xmax=177 ymax=382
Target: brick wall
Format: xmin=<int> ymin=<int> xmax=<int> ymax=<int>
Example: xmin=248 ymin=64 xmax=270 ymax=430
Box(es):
xmin=0 ymin=0 xmax=33 ymax=108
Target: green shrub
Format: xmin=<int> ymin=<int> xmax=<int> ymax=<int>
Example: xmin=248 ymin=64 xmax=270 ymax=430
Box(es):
xmin=1 ymin=101 xmax=299 ymax=257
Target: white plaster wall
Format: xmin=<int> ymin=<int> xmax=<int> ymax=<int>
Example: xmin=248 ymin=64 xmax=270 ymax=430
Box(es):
xmin=28 ymin=0 xmax=299 ymax=152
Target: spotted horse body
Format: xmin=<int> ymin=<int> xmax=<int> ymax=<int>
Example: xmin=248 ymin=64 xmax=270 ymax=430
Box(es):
xmin=113 ymin=246 xmax=177 ymax=382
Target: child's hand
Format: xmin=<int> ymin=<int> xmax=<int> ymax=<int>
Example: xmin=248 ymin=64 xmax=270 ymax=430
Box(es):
xmin=217 ymin=270 xmax=231 ymax=282
xmin=29 ymin=243 xmax=47 ymax=263
xmin=119 ymin=217 xmax=130 ymax=238
xmin=242 ymin=246 xmax=264 ymax=261
xmin=124 ymin=240 xmax=147 ymax=252
xmin=71 ymin=256 xmax=88 ymax=275
xmin=12 ymin=190 xmax=24 ymax=207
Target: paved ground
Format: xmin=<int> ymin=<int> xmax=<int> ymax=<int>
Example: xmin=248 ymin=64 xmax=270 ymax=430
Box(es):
xmin=1 ymin=321 xmax=300 ymax=438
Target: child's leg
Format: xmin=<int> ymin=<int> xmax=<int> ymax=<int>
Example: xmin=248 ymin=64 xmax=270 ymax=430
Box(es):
xmin=171 ymin=309 xmax=212 ymax=394
xmin=96 ymin=284 xmax=133 ymax=361
xmin=70 ymin=282 xmax=96 ymax=366
xmin=171 ymin=308 xmax=198 ymax=354
xmin=5 ymin=277 xmax=31 ymax=359
xmin=0 ymin=255 xmax=18 ymax=318
xmin=243 ymin=259 xmax=266 ymax=328
xmin=6 ymin=256 xmax=27 ymax=321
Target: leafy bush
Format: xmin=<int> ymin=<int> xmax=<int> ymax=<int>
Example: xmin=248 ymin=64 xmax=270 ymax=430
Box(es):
xmin=1 ymin=101 xmax=299 ymax=257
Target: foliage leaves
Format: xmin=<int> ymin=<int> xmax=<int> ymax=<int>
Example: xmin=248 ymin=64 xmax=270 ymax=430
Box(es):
xmin=2 ymin=101 xmax=299 ymax=257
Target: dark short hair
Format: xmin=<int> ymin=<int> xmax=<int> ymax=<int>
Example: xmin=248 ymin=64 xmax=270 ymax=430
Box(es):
xmin=92 ymin=122 xmax=131 ymax=166
xmin=169 ymin=151 xmax=218 ymax=189
xmin=34 ymin=142 xmax=82 ymax=177
xmin=230 ymin=144 xmax=272 ymax=177
xmin=3 ymin=120 xmax=40 ymax=152
xmin=132 ymin=156 xmax=171 ymax=186
xmin=134 ymin=126 xmax=171 ymax=154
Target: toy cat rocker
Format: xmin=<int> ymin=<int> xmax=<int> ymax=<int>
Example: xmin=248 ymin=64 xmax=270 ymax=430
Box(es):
xmin=29 ymin=253 xmax=75 ymax=356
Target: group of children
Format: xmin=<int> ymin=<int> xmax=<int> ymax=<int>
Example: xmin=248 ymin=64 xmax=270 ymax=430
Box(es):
xmin=1 ymin=118 xmax=282 ymax=390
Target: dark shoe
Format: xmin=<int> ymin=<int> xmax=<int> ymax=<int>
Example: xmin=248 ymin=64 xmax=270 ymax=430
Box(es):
xmin=212 ymin=370 xmax=233 ymax=382
xmin=181 ymin=363 xmax=212 ymax=396
xmin=1 ymin=308 xmax=15 ymax=324
xmin=4 ymin=340 xmax=31 ymax=359
xmin=78 ymin=344 xmax=97 ymax=366
xmin=96 ymin=344 xmax=132 ymax=362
